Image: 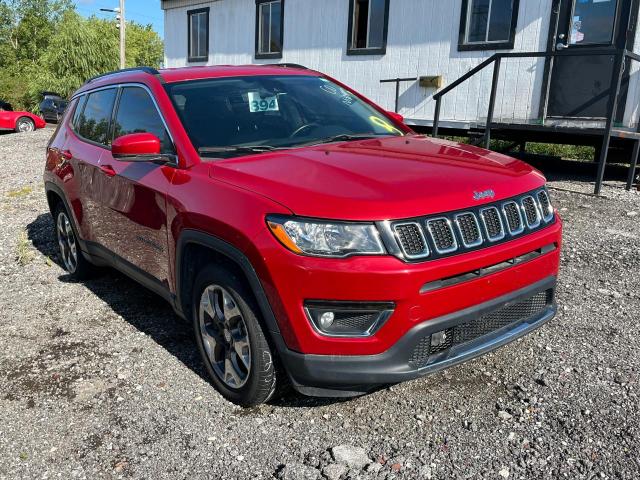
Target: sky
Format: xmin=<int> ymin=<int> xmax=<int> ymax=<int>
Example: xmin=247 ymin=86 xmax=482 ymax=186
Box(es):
xmin=74 ymin=0 xmax=165 ymax=38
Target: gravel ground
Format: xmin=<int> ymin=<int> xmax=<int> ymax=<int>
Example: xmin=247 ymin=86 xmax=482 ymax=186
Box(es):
xmin=0 ymin=128 xmax=639 ymax=480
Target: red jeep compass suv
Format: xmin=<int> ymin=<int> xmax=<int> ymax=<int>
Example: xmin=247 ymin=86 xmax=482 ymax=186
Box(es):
xmin=44 ymin=65 xmax=562 ymax=406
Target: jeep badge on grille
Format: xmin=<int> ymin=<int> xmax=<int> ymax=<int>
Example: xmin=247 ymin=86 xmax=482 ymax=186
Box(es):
xmin=473 ymin=189 xmax=496 ymax=201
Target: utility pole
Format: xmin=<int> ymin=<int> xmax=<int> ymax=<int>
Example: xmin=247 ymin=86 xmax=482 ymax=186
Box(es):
xmin=119 ymin=0 xmax=126 ymax=69
xmin=100 ymin=1 xmax=126 ymax=69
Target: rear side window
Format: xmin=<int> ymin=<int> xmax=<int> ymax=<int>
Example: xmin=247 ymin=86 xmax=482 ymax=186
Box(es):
xmin=112 ymin=87 xmax=174 ymax=153
xmin=72 ymin=95 xmax=87 ymax=129
xmin=77 ymin=89 xmax=117 ymax=146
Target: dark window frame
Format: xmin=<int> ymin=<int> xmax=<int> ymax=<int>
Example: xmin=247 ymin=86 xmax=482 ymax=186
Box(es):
xmin=346 ymin=0 xmax=390 ymax=56
xmin=187 ymin=7 xmax=210 ymax=63
xmin=255 ymin=0 xmax=285 ymax=59
xmin=458 ymin=0 xmax=520 ymax=51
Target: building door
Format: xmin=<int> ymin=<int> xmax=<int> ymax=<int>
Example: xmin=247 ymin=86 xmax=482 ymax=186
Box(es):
xmin=546 ymin=0 xmax=634 ymax=119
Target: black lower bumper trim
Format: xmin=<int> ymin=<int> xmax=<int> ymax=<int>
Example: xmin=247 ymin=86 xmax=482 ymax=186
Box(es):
xmin=280 ymin=276 xmax=557 ymax=397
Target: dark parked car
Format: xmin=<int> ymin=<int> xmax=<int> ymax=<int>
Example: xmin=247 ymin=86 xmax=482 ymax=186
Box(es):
xmin=39 ymin=94 xmax=68 ymax=123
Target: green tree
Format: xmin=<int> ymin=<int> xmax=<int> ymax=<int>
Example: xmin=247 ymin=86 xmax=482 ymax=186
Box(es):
xmin=0 ymin=1 xmax=163 ymax=111
xmin=126 ymin=23 xmax=164 ymax=68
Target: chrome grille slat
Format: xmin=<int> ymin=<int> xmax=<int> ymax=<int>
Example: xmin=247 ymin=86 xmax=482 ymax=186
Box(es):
xmin=393 ymin=222 xmax=429 ymax=259
xmin=521 ymin=196 xmax=541 ymax=228
xmin=537 ymin=190 xmax=553 ymax=222
xmin=479 ymin=207 xmax=505 ymax=241
xmin=502 ymin=201 xmax=524 ymax=235
xmin=426 ymin=217 xmax=458 ymax=254
xmin=454 ymin=212 xmax=483 ymax=248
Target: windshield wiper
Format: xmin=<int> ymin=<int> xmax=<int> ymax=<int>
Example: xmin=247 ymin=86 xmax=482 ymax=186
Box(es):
xmin=303 ymin=133 xmax=395 ymax=147
xmin=198 ymin=145 xmax=291 ymax=156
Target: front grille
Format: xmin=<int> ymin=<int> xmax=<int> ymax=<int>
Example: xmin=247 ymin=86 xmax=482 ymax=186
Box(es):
xmin=394 ymin=223 xmax=429 ymax=258
xmin=503 ymin=201 xmax=524 ymax=234
xmin=522 ymin=196 xmax=540 ymax=228
xmin=455 ymin=213 xmax=482 ymax=247
xmin=480 ymin=207 xmax=505 ymax=241
xmin=427 ymin=218 xmax=457 ymax=253
xmin=390 ymin=188 xmax=554 ymax=262
xmin=409 ymin=290 xmax=551 ymax=369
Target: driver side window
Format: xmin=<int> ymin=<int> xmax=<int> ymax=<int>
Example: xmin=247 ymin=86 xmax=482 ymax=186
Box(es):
xmin=113 ymin=87 xmax=174 ymax=154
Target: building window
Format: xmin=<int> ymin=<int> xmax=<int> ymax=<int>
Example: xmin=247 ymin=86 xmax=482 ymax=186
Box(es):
xmin=347 ymin=0 xmax=390 ymax=55
xmin=459 ymin=0 xmax=519 ymax=51
xmin=188 ymin=7 xmax=209 ymax=62
xmin=255 ymin=0 xmax=284 ymax=59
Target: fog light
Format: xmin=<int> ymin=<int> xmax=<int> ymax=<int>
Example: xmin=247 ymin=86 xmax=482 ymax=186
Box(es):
xmin=319 ymin=311 xmax=335 ymax=329
xmin=304 ymin=301 xmax=395 ymax=337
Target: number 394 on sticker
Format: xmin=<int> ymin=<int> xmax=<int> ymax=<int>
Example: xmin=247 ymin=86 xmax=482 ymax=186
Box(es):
xmin=248 ymin=92 xmax=279 ymax=112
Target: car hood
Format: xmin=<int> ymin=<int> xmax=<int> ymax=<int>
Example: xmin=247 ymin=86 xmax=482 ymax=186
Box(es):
xmin=209 ymin=135 xmax=546 ymax=221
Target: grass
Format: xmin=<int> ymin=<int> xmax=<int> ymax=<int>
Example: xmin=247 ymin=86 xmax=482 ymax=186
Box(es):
xmin=446 ymin=136 xmax=596 ymax=162
xmin=15 ymin=229 xmax=35 ymax=266
xmin=6 ymin=185 xmax=33 ymax=198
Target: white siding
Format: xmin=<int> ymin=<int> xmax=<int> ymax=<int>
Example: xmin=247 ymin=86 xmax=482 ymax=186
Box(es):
xmin=163 ymin=0 xmax=553 ymax=125
xmin=622 ymin=22 xmax=640 ymax=129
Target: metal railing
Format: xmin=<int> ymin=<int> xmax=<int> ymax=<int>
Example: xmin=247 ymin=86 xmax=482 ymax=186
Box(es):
xmin=432 ymin=48 xmax=640 ymax=195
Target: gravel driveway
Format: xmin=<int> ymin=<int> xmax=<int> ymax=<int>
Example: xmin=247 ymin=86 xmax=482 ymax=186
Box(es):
xmin=0 ymin=129 xmax=638 ymax=480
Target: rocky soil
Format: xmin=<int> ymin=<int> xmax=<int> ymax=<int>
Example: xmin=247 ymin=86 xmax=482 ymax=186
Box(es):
xmin=0 ymin=128 xmax=638 ymax=479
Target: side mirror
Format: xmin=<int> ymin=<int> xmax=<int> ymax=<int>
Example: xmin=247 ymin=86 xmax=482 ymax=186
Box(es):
xmin=112 ymin=133 xmax=174 ymax=163
xmin=386 ymin=111 xmax=405 ymax=124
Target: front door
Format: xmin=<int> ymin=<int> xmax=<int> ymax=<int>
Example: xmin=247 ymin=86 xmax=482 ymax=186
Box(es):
xmin=546 ymin=0 xmax=633 ymax=119
xmin=98 ymin=85 xmax=176 ymax=285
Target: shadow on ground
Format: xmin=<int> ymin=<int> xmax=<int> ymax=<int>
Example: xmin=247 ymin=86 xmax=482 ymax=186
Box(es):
xmin=25 ymin=212 xmax=341 ymax=408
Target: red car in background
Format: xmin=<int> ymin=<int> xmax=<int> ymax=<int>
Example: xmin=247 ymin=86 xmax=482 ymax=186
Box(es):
xmin=0 ymin=103 xmax=47 ymax=133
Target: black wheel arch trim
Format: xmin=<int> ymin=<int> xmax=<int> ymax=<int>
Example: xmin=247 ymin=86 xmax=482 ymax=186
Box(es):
xmin=44 ymin=181 xmax=91 ymax=258
xmin=175 ymin=229 xmax=284 ymax=341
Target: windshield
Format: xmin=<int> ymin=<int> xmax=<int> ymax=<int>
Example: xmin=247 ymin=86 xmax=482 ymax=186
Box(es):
xmin=164 ymin=75 xmax=404 ymax=157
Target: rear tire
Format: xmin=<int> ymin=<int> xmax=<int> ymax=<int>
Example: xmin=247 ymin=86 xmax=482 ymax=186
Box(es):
xmin=192 ymin=264 xmax=280 ymax=406
xmin=15 ymin=117 xmax=35 ymax=133
xmin=53 ymin=203 xmax=94 ymax=280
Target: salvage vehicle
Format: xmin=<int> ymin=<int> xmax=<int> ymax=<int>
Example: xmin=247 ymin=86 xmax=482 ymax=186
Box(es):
xmin=44 ymin=65 xmax=562 ymax=406
xmin=0 ymin=108 xmax=46 ymax=133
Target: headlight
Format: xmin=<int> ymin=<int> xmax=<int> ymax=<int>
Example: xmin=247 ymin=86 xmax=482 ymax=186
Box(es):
xmin=266 ymin=216 xmax=385 ymax=257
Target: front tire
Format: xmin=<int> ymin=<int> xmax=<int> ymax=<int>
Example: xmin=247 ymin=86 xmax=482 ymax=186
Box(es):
xmin=193 ymin=264 xmax=279 ymax=406
xmin=15 ymin=117 xmax=35 ymax=133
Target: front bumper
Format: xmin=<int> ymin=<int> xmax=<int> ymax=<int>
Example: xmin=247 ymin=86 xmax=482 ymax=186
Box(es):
xmin=254 ymin=218 xmax=562 ymax=356
xmin=279 ymin=276 xmax=556 ymax=396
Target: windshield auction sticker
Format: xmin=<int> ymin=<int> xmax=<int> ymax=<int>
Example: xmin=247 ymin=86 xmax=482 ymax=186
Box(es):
xmin=248 ymin=92 xmax=279 ymax=112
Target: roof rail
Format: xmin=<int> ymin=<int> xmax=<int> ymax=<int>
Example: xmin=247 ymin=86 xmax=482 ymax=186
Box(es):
xmin=84 ymin=67 xmax=162 ymax=85
xmin=267 ymin=63 xmax=308 ymax=70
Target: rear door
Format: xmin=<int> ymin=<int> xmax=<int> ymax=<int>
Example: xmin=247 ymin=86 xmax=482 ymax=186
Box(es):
xmin=97 ymin=85 xmax=176 ymax=285
xmin=66 ymin=88 xmax=118 ymax=246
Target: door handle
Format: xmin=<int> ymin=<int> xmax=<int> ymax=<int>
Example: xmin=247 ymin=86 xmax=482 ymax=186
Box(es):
xmin=100 ymin=164 xmax=116 ymax=177
xmin=556 ymin=42 xmax=569 ymax=51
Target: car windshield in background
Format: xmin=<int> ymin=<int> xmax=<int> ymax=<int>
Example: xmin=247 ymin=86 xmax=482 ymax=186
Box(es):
xmin=164 ymin=75 xmax=404 ymax=158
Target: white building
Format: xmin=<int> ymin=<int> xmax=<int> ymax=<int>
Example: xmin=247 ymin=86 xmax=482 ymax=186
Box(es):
xmin=161 ymin=0 xmax=640 ymax=192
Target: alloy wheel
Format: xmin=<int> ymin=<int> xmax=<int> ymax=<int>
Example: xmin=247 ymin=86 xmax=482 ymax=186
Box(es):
xmin=56 ymin=211 xmax=78 ymax=273
xmin=18 ymin=119 xmax=34 ymax=132
xmin=199 ymin=284 xmax=251 ymax=389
